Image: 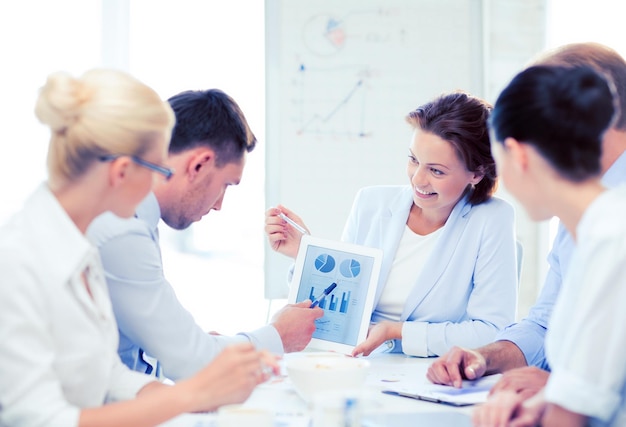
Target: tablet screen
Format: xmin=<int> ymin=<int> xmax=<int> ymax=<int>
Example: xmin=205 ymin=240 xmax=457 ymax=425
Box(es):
xmin=289 ymin=235 xmax=382 ymax=353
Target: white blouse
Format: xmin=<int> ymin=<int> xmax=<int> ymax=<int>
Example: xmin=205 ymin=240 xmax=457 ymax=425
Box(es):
xmin=0 ymin=184 xmax=154 ymax=427
xmin=545 ymin=186 xmax=626 ymax=426
xmin=376 ymin=225 xmax=442 ymax=321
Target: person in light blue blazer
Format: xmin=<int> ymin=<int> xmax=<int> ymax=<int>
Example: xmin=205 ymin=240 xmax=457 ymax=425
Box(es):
xmin=266 ymin=92 xmax=518 ymax=357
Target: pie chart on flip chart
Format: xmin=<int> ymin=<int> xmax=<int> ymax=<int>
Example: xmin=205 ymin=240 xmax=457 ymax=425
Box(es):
xmin=314 ymin=254 xmax=336 ymax=273
xmin=340 ymin=259 xmax=361 ymax=278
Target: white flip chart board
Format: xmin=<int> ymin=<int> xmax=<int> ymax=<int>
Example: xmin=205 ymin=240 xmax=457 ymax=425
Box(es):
xmin=264 ymin=0 xmax=485 ymax=298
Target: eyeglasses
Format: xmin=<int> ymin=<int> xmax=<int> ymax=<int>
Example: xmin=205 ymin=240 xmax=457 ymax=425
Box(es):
xmin=99 ymin=154 xmax=174 ymax=181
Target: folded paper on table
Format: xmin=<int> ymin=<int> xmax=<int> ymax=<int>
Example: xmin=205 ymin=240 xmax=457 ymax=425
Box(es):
xmin=382 ymin=374 xmax=502 ymax=406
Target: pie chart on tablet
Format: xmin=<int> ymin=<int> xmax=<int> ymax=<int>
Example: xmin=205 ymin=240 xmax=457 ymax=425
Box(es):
xmin=314 ymin=254 xmax=335 ymax=273
xmin=340 ymin=259 xmax=361 ymax=278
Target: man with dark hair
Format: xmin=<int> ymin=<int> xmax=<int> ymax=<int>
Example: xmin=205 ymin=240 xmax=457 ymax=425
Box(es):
xmin=427 ymin=42 xmax=626 ymax=397
xmin=88 ymin=89 xmax=323 ymax=381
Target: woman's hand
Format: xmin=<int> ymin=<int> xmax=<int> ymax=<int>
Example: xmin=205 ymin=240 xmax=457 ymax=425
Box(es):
xmin=472 ymin=388 xmax=545 ymax=427
xmin=179 ymin=343 xmax=280 ymax=413
xmin=351 ymin=321 xmax=402 ymax=357
xmin=489 ymin=366 xmax=549 ymax=397
xmin=264 ymin=205 xmax=309 ymax=259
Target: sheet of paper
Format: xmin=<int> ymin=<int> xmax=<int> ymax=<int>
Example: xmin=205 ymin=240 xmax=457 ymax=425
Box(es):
xmin=383 ymin=374 xmax=502 ymax=406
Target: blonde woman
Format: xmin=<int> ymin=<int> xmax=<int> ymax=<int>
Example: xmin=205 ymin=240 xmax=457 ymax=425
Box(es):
xmin=0 ymin=69 xmax=277 ymax=427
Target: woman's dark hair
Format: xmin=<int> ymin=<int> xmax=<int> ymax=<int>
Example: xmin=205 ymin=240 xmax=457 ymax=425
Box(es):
xmin=491 ymin=65 xmax=616 ymax=182
xmin=406 ymin=91 xmax=496 ymax=205
xmin=534 ymin=42 xmax=626 ymax=130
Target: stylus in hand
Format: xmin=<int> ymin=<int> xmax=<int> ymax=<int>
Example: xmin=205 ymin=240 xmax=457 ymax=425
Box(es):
xmin=310 ymin=282 xmax=337 ymax=308
xmin=278 ymin=212 xmax=310 ymax=235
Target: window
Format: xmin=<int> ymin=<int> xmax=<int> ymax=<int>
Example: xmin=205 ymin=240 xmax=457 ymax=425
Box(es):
xmin=0 ymin=0 xmax=101 ymax=223
xmin=546 ymin=0 xmax=626 ymax=259
xmin=0 ymin=0 xmax=269 ymax=335
xmin=126 ymin=0 xmax=269 ymax=334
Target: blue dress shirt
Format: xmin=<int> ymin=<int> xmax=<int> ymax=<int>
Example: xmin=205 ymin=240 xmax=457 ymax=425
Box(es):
xmin=495 ymin=151 xmax=626 ymax=369
xmin=87 ymin=192 xmax=283 ymax=381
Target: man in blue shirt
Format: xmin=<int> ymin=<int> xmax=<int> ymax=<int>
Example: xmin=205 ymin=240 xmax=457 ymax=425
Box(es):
xmin=426 ymin=42 xmax=626 ymax=394
xmin=88 ymin=89 xmax=323 ymax=381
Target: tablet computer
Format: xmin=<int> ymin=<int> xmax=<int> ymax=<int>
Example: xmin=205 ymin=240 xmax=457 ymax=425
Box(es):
xmin=288 ymin=235 xmax=383 ymax=354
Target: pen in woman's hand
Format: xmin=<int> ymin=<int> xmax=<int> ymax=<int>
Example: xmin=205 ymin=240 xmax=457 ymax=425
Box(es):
xmin=278 ymin=212 xmax=309 ymax=235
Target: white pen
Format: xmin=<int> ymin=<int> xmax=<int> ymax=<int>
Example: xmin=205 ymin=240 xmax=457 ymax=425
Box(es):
xmin=278 ymin=212 xmax=310 ymax=235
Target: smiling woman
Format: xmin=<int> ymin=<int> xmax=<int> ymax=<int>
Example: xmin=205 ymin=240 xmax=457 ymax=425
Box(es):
xmin=265 ymin=91 xmax=518 ymax=358
xmin=404 ymin=93 xmax=496 ymax=235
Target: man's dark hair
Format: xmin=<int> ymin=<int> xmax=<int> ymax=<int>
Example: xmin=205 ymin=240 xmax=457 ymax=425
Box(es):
xmin=167 ymin=89 xmax=256 ymax=166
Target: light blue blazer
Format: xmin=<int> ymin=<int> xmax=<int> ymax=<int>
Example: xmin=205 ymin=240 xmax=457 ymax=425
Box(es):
xmin=341 ymin=185 xmax=518 ymax=356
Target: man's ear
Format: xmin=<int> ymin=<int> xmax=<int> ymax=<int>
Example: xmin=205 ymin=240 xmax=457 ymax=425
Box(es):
xmin=186 ymin=147 xmax=216 ymax=182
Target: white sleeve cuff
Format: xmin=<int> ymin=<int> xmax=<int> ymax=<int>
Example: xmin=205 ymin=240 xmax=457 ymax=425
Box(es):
xmin=239 ymin=325 xmax=284 ymax=355
xmin=545 ymin=368 xmax=621 ymax=422
xmin=400 ymin=321 xmax=429 ymax=357
xmin=107 ymin=358 xmax=158 ymax=402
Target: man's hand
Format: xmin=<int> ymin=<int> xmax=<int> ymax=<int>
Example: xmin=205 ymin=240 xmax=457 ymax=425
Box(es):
xmin=271 ymin=300 xmax=324 ymax=352
xmin=427 ymin=341 xmax=528 ymax=388
xmin=426 ymin=346 xmax=488 ymax=388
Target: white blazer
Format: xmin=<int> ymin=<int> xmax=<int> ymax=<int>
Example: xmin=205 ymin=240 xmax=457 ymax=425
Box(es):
xmin=341 ymin=185 xmax=518 ymax=356
xmin=0 ymin=185 xmax=153 ymax=427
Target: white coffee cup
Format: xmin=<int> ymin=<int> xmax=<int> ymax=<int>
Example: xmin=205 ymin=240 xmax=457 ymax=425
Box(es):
xmin=217 ymin=404 xmax=274 ymax=427
xmin=310 ymin=389 xmax=380 ymax=427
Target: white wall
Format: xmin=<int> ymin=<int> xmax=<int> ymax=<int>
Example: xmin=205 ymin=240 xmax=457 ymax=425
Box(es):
xmin=264 ymin=0 xmax=486 ymax=299
xmin=0 ymin=1 xmax=101 ymax=223
xmin=482 ymin=0 xmax=548 ymax=319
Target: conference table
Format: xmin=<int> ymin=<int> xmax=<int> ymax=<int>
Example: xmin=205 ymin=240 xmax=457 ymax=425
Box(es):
xmin=159 ymin=351 xmax=485 ymax=427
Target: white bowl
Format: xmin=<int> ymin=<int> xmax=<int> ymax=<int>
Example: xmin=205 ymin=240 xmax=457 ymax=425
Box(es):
xmin=285 ymin=354 xmax=370 ymax=402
